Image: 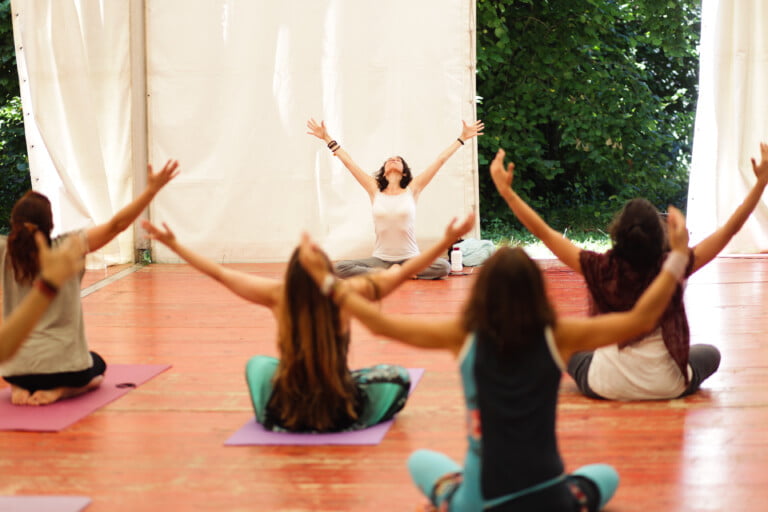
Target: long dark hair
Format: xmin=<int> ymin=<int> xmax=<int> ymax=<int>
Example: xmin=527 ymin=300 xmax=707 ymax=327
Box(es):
xmin=608 ymin=198 xmax=668 ymax=273
xmin=374 ymin=156 xmax=413 ymax=191
xmin=7 ymin=191 xmax=53 ymax=284
xmin=268 ymin=248 xmax=360 ymax=432
xmin=462 ymin=247 xmax=555 ymax=356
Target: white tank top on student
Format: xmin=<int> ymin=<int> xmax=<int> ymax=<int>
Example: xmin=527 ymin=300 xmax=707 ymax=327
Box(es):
xmin=371 ymin=189 xmax=420 ymax=261
xmin=588 ymin=327 xmax=691 ymax=400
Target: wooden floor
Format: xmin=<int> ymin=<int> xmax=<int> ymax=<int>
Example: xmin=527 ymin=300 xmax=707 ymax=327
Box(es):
xmin=2 ymin=256 xmax=768 ymax=511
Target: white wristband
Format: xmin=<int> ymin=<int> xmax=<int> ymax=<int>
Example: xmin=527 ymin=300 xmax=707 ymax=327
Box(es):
xmin=662 ymin=251 xmax=688 ymax=281
xmin=320 ymin=274 xmax=337 ymax=296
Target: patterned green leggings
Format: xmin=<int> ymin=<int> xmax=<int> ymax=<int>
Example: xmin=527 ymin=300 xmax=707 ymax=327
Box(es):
xmin=245 ymin=355 xmax=411 ymax=432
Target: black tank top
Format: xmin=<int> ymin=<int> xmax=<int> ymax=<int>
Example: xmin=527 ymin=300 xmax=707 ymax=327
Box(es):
xmin=474 ymin=328 xmax=565 ymax=500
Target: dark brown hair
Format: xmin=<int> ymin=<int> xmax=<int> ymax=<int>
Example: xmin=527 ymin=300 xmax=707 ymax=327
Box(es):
xmin=374 ymin=156 xmax=413 ymax=191
xmin=608 ymin=198 xmax=668 ymax=272
xmin=268 ymin=248 xmax=360 ymax=432
xmin=462 ymin=247 xmax=555 ymax=355
xmin=7 ymin=191 xmax=53 ymax=284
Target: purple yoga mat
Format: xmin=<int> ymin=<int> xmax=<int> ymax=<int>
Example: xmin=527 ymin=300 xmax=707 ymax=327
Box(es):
xmin=225 ymin=368 xmax=424 ymax=446
xmin=0 ymin=496 xmax=91 ymax=512
xmin=0 ymin=364 xmax=171 ymax=432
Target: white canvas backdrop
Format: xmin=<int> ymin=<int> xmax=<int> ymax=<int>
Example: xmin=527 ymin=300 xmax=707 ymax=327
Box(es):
xmin=12 ymin=0 xmax=477 ymax=264
xmin=11 ymin=0 xmax=137 ymax=265
xmin=688 ymin=0 xmax=768 ymax=252
xmin=146 ymin=0 xmax=478 ymax=263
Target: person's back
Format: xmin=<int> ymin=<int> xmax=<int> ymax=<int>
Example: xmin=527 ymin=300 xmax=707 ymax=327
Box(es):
xmin=245 ymin=250 xmax=412 ymax=433
xmin=473 ymin=329 xmax=563 ymax=500
xmin=570 ymin=199 xmax=720 ymax=401
xmin=0 ymin=234 xmax=90 ymax=378
xmin=488 ymin=145 xmax=745 ymax=400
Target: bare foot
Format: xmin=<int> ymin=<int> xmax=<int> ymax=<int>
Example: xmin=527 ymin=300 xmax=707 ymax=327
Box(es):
xmin=27 ymin=388 xmax=65 ymax=406
xmin=26 ymin=375 xmax=104 ymax=406
xmin=10 ymin=385 xmax=31 ymax=405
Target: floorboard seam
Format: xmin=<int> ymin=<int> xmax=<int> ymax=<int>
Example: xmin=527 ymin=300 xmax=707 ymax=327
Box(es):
xmin=80 ymin=264 xmax=145 ymax=298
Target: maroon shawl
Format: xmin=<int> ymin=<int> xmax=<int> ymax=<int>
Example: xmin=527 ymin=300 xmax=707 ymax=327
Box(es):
xmin=578 ymin=248 xmax=694 ymax=384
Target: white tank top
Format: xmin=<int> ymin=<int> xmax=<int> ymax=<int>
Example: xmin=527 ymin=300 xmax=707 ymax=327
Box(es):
xmin=371 ymin=189 xmax=420 ymax=261
xmin=588 ymin=328 xmax=690 ymax=400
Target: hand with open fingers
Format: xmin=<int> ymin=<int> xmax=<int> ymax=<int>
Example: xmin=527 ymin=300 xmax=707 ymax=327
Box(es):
xmin=666 ymin=206 xmax=689 ymax=253
xmin=750 ymin=142 xmax=768 ymax=184
xmin=460 ymin=120 xmax=485 ymax=141
xmin=490 ymin=149 xmax=514 ymax=193
xmin=306 ymin=118 xmax=328 ymax=140
xmin=147 ymin=159 xmax=180 ymax=192
xmin=142 ymin=220 xmax=177 ymax=247
xmin=444 ymin=211 xmax=475 ymax=241
xmin=37 ymin=232 xmax=86 ymax=287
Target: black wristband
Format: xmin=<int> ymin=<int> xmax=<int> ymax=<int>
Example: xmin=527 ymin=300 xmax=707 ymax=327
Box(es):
xmin=457 ymin=137 xmax=465 ymax=145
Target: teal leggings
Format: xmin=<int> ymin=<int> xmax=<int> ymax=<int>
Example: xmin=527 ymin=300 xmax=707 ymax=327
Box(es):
xmin=245 ymin=355 xmax=410 ymax=431
xmin=408 ymin=449 xmax=619 ymax=511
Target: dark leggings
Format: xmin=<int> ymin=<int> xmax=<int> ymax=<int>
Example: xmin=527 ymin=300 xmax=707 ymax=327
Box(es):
xmin=3 ymin=351 xmax=107 ymax=393
xmin=567 ymin=344 xmax=721 ymax=399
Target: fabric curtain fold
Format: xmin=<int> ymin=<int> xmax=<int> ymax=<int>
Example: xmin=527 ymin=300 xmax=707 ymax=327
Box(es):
xmin=688 ymin=0 xmax=768 ymax=252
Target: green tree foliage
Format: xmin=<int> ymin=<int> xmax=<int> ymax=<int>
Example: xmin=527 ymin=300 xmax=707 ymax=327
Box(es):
xmin=476 ymin=0 xmax=700 ymax=235
xmin=0 ymin=96 xmax=29 ymax=231
xmin=0 ymin=0 xmax=27 ymax=233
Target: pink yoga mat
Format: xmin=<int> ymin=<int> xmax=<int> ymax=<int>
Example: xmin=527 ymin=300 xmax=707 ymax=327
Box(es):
xmin=225 ymin=368 xmax=424 ymax=446
xmin=0 ymin=496 xmax=91 ymax=511
xmin=0 ymin=364 xmax=171 ymax=432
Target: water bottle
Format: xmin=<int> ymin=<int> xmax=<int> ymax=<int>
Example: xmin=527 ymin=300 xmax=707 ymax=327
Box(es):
xmin=450 ymin=245 xmax=463 ymax=273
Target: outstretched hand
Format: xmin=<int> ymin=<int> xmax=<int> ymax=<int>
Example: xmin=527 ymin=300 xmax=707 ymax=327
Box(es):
xmin=490 ymin=149 xmax=515 ymax=193
xmin=751 ymin=142 xmax=768 ymax=184
xmin=666 ymin=206 xmax=689 ymax=253
xmin=461 ymin=120 xmax=484 ymax=141
xmin=142 ymin=220 xmax=177 ymax=248
xmin=147 ymin=159 xmax=180 ymax=193
xmin=37 ymin=232 xmax=86 ymax=287
xmin=444 ymin=211 xmax=475 ymax=242
xmin=306 ymin=118 xmax=328 ymax=140
xmin=297 ymin=232 xmax=331 ymax=287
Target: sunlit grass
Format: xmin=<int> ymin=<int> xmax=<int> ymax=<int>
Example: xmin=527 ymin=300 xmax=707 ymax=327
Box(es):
xmin=482 ymin=227 xmax=612 ymax=259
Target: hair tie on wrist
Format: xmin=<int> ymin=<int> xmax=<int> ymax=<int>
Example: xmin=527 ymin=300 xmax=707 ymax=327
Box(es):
xmin=662 ymin=251 xmax=688 ymax=282
xmin=457 ymin=137 xmax=465 ymax=146
xmin=35 ymin=277 xmax=58 ymax=299
xmin=320 ymin=274 xmax=337 ymax=296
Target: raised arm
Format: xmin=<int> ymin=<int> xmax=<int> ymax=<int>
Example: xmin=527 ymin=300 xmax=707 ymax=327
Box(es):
xmin=410 ymin=120 xmax=484 ymax=198
xmin=490 ymin=148 xmax=583 ymax=272
xmin=307 ymin=118 xmax=379 ymax=199
xmin=86 ymin=159 xmax=180 ymax=253
xmin=368 ymin=212 xmax=475 ymax=297
xmin=0 ymin=233 xmax=85 ymax=362
xmin=297 ymin=234 xmax=466 ymax=355
xmin=690 ymin=142 xmax=768 ymax=273
xmin=555 ymin=206 xmax=690 ymax=363
xmin=142 ymin=220 xmax=281 ymax=308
